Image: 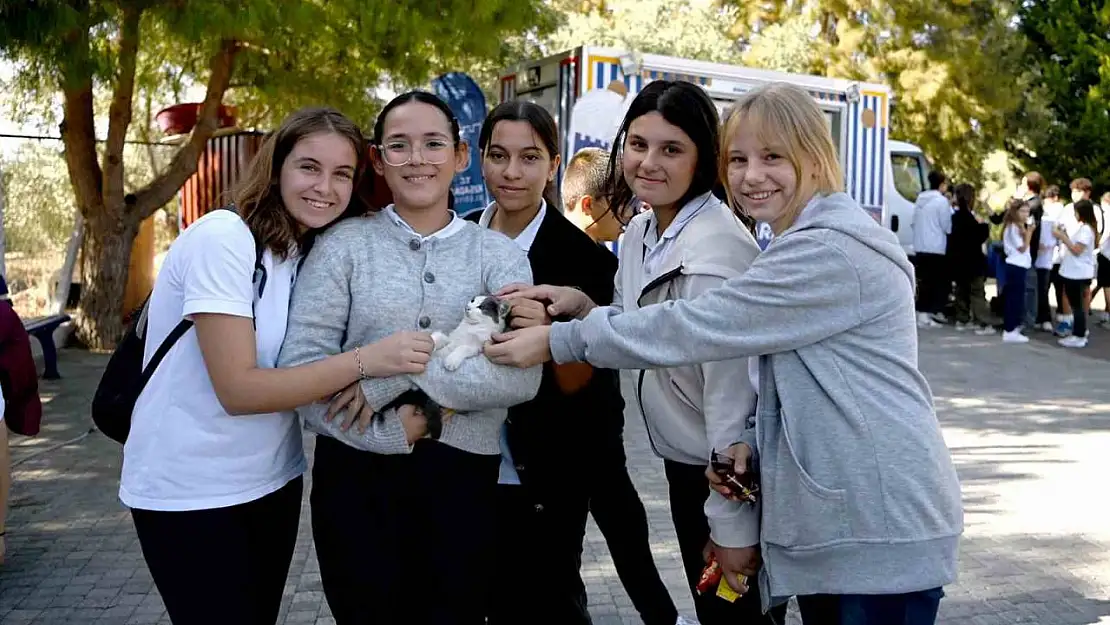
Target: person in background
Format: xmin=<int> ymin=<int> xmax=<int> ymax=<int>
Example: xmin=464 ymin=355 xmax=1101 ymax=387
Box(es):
xmin=1053 ymin=199 xmax=1098 ymax=348
xmin=1002 ymin=198 xmax=1035 ymax=344
xmin=948 ymin=183 xmax=999 ymax=334
xmin=0 ymin=273 xmax=44 ymax=567
xmin=1094 ymin=192 xmax=1110 ymax=326
xmin=1037 ymin=185 xmax=1065 ymax=332
xmin=562 ymin=147 xmax=634 ymax=243
xmin=911 ymin=170 xmax=952 ymax=328
xmin=1054 ymin=178 xmax=1093 ymax=336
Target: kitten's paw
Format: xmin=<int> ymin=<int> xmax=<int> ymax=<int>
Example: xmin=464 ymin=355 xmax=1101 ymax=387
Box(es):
xmin=443 ymin=351 xmax=467 ymax=371
xmin=431 ymin=331 xmax=448 ymax=351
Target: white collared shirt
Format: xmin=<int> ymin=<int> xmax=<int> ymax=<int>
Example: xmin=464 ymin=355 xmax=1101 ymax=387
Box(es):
xmin=477 ymin=200 xmax=546 ymax=253
xmin=384 ymin=205 xmax=467 ymax=242
xmin=478 ymin=200 xmax=547 ymax=486
xmin=642 ymin=192 xmax=714 ymax=279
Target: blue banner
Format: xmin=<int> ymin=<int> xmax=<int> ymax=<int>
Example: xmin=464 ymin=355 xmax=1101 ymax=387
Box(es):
xmin=432 ymin=72 xmax=489 ymax=216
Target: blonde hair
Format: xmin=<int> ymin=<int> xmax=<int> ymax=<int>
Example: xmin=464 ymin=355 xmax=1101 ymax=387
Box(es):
xmin=561 ymin=147 xmax=610 ymax=213
xmin=718 ymin=83 xmax=843 ymax=225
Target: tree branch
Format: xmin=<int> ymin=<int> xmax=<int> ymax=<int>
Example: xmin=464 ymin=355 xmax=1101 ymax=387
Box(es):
xmin=132 ymin=38 xmax=239 ymax=222
xmin=59 ymin=18 xmax=104 ymax=220
xmin=103 ymin=4 xmax=143 ymax=209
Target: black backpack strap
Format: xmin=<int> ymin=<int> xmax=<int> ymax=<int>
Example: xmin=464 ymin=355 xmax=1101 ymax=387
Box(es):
xmin=136 ymin=314 xmax=194 ymax=395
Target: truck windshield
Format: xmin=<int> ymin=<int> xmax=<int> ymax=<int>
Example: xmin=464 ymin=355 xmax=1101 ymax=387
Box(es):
xmin=892 ymin=152 xmax=926 ymax=202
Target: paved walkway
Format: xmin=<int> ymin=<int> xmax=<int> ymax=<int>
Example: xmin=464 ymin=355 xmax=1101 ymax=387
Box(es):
xmin=2 ymin=329 xmax=1110 ymax=624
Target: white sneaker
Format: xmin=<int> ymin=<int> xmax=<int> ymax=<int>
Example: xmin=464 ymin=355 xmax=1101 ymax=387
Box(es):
xmin=1040 ymin=321 xmax=1054 ymax=332
xmin=1058 ymin=335 xmax=1088 ymax=348
xmin=917 ymin=313 xmax=941 ymax=328
xmin=1002 ymin=330 xmax=1030 ymax=343
xmin=974 ymin=325 xmax=997 ymax=336
xmin=955 ymin=322 xmax=972 ymax=331
xmin=675 ymin=616 xmax=701 ymax=625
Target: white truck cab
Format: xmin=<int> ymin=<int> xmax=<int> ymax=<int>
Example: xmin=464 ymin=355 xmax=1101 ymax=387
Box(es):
xmin=887 ymin=139 xmax=932 ymax=256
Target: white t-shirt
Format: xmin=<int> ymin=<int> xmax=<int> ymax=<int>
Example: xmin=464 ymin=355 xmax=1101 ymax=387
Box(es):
xmin=1003 ymin=224 xmax=1032 ymax=269
xmin=119 ymin=210 xmax=306 ymax=512
xmin=1059 ymin=223 xmax=1097 ymax=280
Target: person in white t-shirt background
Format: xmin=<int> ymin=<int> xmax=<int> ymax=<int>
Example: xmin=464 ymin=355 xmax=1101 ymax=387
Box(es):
xmin=1037 ymin=185 xmax=1065 ymax=332
xmin=119 ymin=108 xmax=435 ymax=624
xmin=1002 ymin=199 xmax=1035 ymax=343
xmin=1091 ymin=191 xmax=1110 ymax=326
xmin=1053 ymin=199 xmax=1099 ymax=348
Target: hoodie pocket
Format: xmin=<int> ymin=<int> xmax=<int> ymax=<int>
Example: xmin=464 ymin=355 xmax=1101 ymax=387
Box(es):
xmin=762 ymin=410 xmax=851 ymax=549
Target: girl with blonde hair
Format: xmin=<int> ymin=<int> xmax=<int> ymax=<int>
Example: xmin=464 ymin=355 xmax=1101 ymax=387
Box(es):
xmin=488 ymin=82 xmax=964 ymax=625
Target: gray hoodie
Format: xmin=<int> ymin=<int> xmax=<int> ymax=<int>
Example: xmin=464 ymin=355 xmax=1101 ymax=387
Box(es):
xmin=550 ymin=192 xmax=963 ymax=609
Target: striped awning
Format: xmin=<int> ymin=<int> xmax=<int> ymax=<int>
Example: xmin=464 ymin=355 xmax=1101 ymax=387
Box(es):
xmin=642 ymin=70 xmax=712 ymax=86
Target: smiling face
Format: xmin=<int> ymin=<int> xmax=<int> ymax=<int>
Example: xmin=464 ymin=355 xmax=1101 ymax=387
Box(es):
xmin=725 ymin=122 xmax=803 ymax=234
xmin=278 ymin=132 xmax=358 ymax=232
xmin=620 ymin=112 xmax=697 ymax=213
xmin=373 ymin=101 xmax=467 ymax=212
xmin=482 ymin=120 xmax=559 ymax=215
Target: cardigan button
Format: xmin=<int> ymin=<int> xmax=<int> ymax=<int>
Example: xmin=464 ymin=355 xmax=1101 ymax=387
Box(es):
xmin=409 ymin=239 xmax=421 ymax=251
xmin=424 ymin=271 xmax=435 ymax=284
xmin=418 ymin=316 xmax=431 ymax=328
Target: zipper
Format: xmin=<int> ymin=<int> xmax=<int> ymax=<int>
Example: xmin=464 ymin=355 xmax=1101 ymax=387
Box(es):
xmin=635 ymin=369 xmax=664 ymax=458
xmin=637 ymin=265 xmax=684 ymax=307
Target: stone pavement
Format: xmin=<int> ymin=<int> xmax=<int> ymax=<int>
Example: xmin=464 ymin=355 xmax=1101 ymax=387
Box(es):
xmin=2 ymin=331 xmax=1110 ymax=624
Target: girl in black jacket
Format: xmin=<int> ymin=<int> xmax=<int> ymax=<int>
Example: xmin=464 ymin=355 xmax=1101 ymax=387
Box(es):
xmin=949 ymin=183 xmax=1001 ymax=333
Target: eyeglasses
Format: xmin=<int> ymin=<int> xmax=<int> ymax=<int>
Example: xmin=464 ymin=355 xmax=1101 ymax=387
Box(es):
xmin=377 ymin=139 xmax=452 ymax=167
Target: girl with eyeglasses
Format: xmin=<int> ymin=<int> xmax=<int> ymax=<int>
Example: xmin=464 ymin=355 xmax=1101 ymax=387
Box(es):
xmin=278 ymin=91 xmax=541 ymax=625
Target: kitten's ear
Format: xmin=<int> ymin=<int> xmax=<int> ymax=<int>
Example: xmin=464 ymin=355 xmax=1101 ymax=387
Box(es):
xmin=497 ymin=300 xmax=512 ymax=318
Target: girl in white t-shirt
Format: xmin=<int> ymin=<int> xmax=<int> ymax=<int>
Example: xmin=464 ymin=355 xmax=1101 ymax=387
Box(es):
xmin=1002 ymin=199 xmax=1034 ymax=343
xmin=120 ymin=108 xmax=435 ymax=624
xmin=1053 ymin=199 xmax=1099 ymax=347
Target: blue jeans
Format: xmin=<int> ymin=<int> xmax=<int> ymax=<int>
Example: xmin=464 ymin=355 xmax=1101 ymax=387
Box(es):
xmin=1004 ymin=264 xmax=1027 ymax=332
xmin=796 ymin=587 xmax=944 ymax=625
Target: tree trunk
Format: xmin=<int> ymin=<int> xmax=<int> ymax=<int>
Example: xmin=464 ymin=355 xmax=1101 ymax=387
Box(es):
xmin=77 ymin=213 xmax=137 ymax=350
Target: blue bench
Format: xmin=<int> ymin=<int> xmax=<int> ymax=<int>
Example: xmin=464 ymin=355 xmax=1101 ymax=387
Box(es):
xmin=24 ymin=313 xmax=71 ymax=380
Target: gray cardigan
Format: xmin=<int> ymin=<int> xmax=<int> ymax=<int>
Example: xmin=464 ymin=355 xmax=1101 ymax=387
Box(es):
xmin=278 ymin=211 xmax=542 ymax=456
xmin=550 ymin=193 xmax=963 ymax=609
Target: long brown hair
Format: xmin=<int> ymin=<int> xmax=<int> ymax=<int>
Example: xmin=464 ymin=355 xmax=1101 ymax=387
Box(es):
xmin=1002 ymin=198 xmax=1027 ymax=228
xmin=232 ymin=107 xmax=368 ymax=258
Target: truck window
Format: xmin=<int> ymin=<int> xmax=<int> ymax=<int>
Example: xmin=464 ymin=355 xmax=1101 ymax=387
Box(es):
xmin=892 ymin=153 xmax=925 ymax=202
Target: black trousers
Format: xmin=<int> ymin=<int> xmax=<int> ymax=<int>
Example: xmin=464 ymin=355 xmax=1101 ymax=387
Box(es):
xmin=488 ymin=483 xmax=592 ymax=625
xmin=131 ymin=476 xmax=303 ymax=625
xmin=589 ymin=431 xmax=680 ymax=625
xmin=311 ymin=435 xmax=500 ymax=625
xmin=913 ymin=253 xmax=948 ymax=314
xmin=1062 ymin=278 xmax=1091 ymax=337
xmin=1036 ymin=267 xmax=1054 ymax=324
xmin=664 ymin=460 xmax=786 ymax=625
xmin=490 ymin=430 xmax=677 ymax=625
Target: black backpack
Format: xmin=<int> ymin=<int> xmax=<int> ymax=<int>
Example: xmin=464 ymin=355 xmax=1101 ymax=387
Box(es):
xmin=91 ymin=207 xmax=265 ymax=443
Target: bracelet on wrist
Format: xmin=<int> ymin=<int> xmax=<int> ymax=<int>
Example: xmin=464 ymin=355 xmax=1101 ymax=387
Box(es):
xmin=353 ymin=347 xmax=367 ymax=379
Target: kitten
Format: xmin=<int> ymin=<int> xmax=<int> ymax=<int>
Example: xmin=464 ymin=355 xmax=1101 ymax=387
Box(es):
xmin=430 ymin=295 xmax=512 ymax=371
xmin=376 ymin=295 xmax=512 ymax=440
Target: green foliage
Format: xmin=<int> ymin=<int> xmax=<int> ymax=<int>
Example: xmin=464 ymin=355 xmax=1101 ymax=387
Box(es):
xmin=1012 ymin=0 xmax=1110 ymax=192
xmin=1 ymin=143 xmax=77 ymax=253
xmin=0 ymin=0 xmax=557 ymax=132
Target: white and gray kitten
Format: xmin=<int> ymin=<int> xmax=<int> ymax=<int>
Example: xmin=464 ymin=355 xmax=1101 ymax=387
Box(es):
xmin=431 ymin=295 xmax=512 ymax=371
xmin=376 ymin=295 xmax=511 ymax=441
